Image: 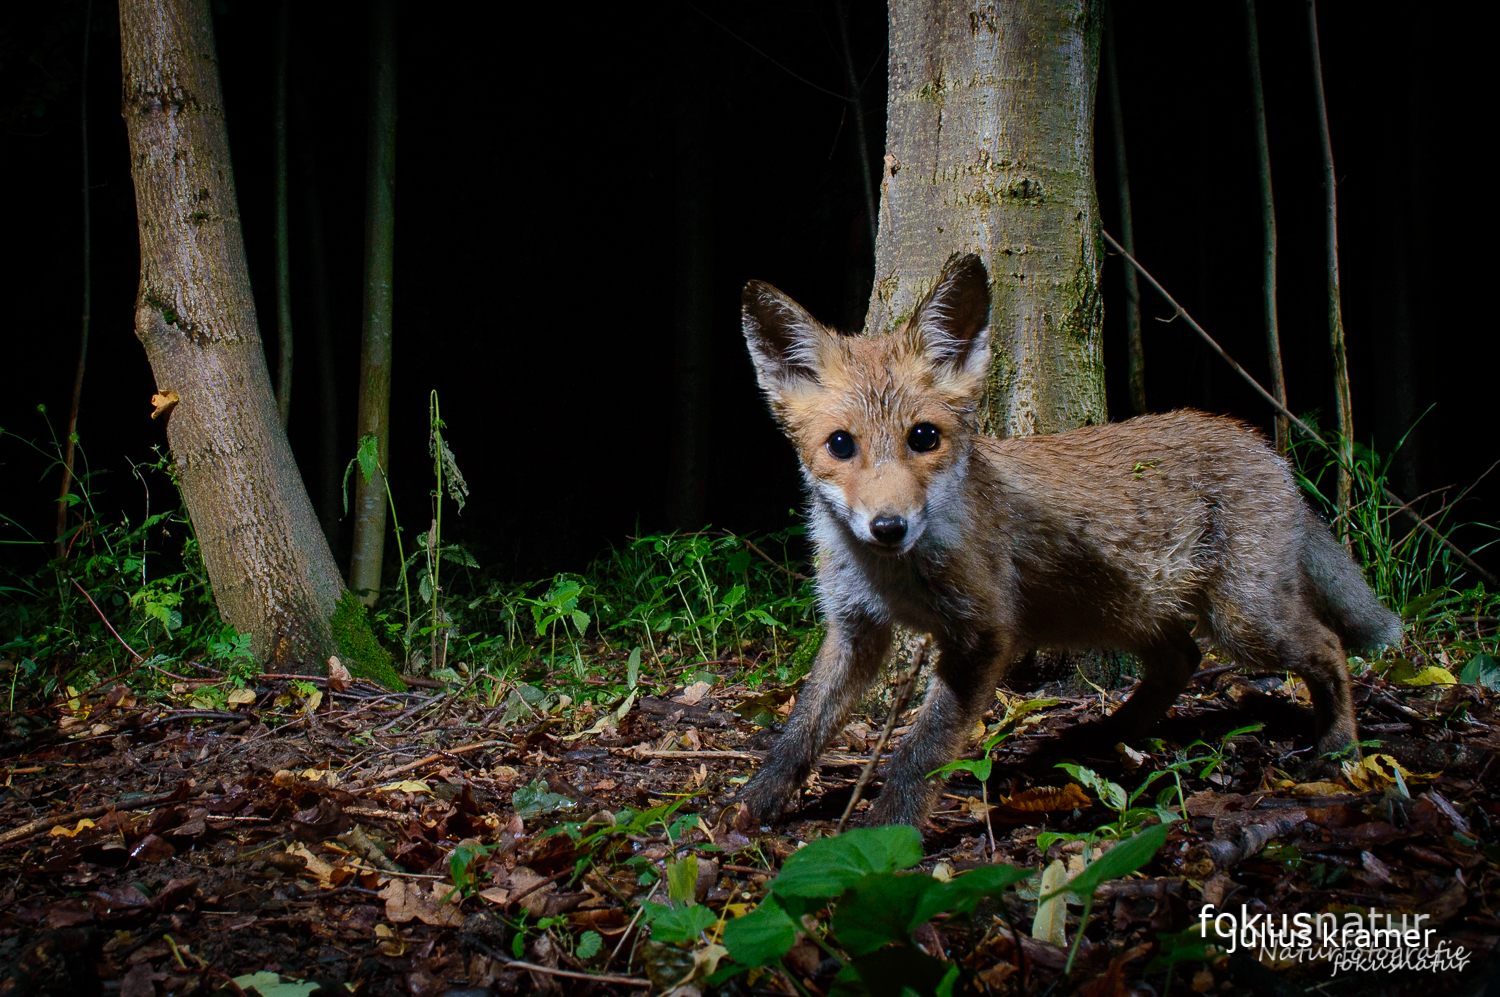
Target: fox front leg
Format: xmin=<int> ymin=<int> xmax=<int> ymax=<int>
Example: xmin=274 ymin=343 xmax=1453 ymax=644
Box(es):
xmin=866 ymin=634 xmax=1010 ymax=828
xmin=739 ymin=614 xmax=892 ymax=822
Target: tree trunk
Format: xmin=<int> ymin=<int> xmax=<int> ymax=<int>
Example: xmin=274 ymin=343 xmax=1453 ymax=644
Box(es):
xmin=57 ymin=0 xmax=93 ymax=557
xmin=119 ymin=0 xmax=344 ymax=668
xmin=348 ymin=0 xmax=398 ymax=605
xmin=271 ymin=0 xmax=293 ymax=428
xmin=1245 ymin=0 xmax=1287 ymax=454
xmin=1308 ymin=0 xmax=1353 ymax=538
xmin=867 ymin=0 xmax=1106 ymax=439
xmin=1102 ymin=2 xmax=1143 ymax=417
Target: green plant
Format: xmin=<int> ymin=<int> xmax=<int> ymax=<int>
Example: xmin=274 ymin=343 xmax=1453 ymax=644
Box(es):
xmin=708 ymin=823 xmax=1166 ymax=994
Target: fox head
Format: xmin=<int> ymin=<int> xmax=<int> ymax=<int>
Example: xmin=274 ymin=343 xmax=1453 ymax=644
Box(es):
xmin=742 ymin=254 xmax=992 ymax=555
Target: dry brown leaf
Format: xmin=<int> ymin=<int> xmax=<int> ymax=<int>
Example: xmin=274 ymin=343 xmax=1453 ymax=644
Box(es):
xmin=1290 ymin=781 xmax=1348 ymax=797
xmin=478 ymin=886 xmax=510 ymax=904
xmin=675 ymin=681 xmax=712 ymax=706
xmin=378 ymin=878 xmax=464 ymax=927
xmin=1001 ymin=784 xmax=1089 ymax=813
xmin=149 ymin=389 xmax=180 ymax=420
xmin=285 ymin=842 xmax=337 ymax=888
xmin=49 ymin=818 xmax=96 ymax=838
xmin=327 ymin=656 xmax=352 ymax=692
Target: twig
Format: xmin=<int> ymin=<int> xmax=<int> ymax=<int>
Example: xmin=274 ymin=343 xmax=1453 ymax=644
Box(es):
xmin=0 ymin=788 xmax=198 ymax=848
xmin=505 ymin=869 xmax=570 ymax=911
xmin=605 ymin=879 xmax=661 ymax=972
xmin=1102 ymin=230 xmax=1500 ymax=589
xmin=371 ymin=693 xmax=441 ymax=733
xmin=69 ymin=578 xmax=144 ymax=662
xmin=612 ymin=749 xmax=764 ymax=761
xmin=717 ymin=530 xmax=811 ymax=582
xmin=837 ymin=636 xmax=930 ymax=833
xmin=472 ymin=939 xmax=650 ymax=988
xmin=372 ymin=739 xmax=506 ymax=780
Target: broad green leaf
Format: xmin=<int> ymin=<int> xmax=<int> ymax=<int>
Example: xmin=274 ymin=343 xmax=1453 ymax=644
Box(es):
xmin=727 ymin=549 xmax=752 ymax=574
xmin=1055 ymin=762 xmax=1125 ymax=811
xmin=843 ymin=946 xmax=954 ymax=997
xmin=571 ymin=610 xmax=591 ymax=635
xmin=831 ymin=872 xmax=940 ymax=955
xmin=641 ymin=900 xmax=716 ymax=943
xmin=576 ymin=930 xmax=603 ymax=958
xmin=1039 ymin=822 xmax=1169 ymax=905
xmin=356 ymin=433 xmax=380 ymax=483
xmin=927 ymin=757 xmax=993 ymax=782
xmin=627 ymin=646 xmax=641 ymax=688
xmin=1144 ymin=925 xmax=1221 ymax=973
xmin=911 ymin=863 xmax=1032 ymax=926
xmin=723 ymin=897 xmax=800 ymax=966
xmin=513 ymin=779 xmax=575 ymax=818
xmin=666 ymin=854 xmax=699 ymax=907
xmin=769 ymin=825 xmax=923 ymax=899
xmin=1460 ymin=653 xmax=1500 ymax=691
xmin=230 ymin=972 xmax=321 ymax=997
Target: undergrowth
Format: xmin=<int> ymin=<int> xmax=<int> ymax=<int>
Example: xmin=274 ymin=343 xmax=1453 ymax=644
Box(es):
xmin=4 ymin=402 xmax=1498 ymax=727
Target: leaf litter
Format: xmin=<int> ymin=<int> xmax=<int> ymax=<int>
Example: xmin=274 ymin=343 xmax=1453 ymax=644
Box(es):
xmin=1 ymin=655 xmax=1498 ymax=995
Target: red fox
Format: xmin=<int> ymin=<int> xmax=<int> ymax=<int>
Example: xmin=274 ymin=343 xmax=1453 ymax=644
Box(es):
xmin=738 ymin=253 xmax=1400 ymax=828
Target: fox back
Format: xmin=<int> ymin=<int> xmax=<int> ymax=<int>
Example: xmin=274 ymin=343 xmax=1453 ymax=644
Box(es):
xmin=738 ymin=253 xmax=1399 ymax=828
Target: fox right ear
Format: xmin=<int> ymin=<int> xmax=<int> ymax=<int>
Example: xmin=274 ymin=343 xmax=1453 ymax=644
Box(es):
xmin=742 ymin=281 xmax=828 ymax=398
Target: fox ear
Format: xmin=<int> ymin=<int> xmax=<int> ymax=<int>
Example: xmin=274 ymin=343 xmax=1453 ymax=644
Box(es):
xmin=742 ymin=280 xmax=828 ymax=397
xmin=910 ymin=253 xmax=991 ymax=382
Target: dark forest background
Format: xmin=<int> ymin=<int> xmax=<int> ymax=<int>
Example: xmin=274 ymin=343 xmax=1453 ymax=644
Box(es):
xmin=1 ymin=1 xmax=1492 ymax=582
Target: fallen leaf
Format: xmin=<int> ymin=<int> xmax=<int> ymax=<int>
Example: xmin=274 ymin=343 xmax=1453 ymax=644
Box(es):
xmin=478 ymin=886 xmax=510 ymax=904
xmin=379 ymin=878 xmax=464 ymax=927
xmin=1032 ymin=860 xmax=1069 ymax=946
xmin=675 ymin=681 xmax=712 ymax=706
xmin=327 ymin=656 xmax=352 ymax=692
xmin=49 ymin=818 xmax=96 ymax=838
xmin=1001 ymin=784 xmax=1090 ymax=813
xmin=129 ymin=833 xmax=174 ymax=863
xmin=120 ymin=962 xmax=155 ymax=997
xmin=227 ymin=688 xmax=257 ymax=707
xmin=1290 ymin=782 xmax=1348 ymax=797
xmin=284 ymin=843 xmax=337 ymax=888
xmin=379 ymin=780 xmax=433 ymax=794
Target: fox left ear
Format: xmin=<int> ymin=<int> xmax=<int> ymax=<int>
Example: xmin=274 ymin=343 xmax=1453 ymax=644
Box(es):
xmin=911 ymin=253 xmax=991 ymax=383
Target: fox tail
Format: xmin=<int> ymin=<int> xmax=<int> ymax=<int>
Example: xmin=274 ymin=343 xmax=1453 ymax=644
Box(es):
xmin=1298 ymin=505 xmax=1403 ymax=653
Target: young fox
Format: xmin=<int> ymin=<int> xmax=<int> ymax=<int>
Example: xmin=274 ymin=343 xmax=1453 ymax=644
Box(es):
xmin=738 ymin=253 xmax=1400 ymax=828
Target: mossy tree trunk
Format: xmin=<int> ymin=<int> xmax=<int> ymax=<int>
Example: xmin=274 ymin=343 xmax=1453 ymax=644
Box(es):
xmin=119 ymin=0 xmax=343 ymax=669
xmin=865 ymin=0 xmax=1111 ymax=693
xmin=866 ymin=0 xmax=1107 ymax=438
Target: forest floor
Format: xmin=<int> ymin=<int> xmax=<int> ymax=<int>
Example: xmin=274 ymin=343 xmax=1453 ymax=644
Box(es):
xmin=1 ymin=657 xmax=1498 ymax=997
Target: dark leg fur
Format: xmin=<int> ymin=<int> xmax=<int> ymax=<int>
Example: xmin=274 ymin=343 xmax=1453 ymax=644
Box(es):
xmin=1048 ymin=625 xmax=1202 ymax=756
xmin=738 ymin=615 xmax=891 ymax=822
xmin=866 ymin=634 xmax=1010 ymax=827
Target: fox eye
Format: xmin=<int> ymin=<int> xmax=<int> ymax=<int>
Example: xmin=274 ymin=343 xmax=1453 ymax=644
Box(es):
xmin=826 ymin=431 xmax=856 ymax=460
xmin=908 ymin=423 xmax=941 ymax=453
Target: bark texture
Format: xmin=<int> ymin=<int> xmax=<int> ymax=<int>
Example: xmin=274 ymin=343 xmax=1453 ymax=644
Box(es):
xmin=1102 ymin=2 xmax=1142 ymax=416
xmin=348 ymin=0 xmax=398 ymax=604
xmin=1308 ymin=0 xmax=1353 ymax=535
xmin=119 ymin=0 xmax=343 ymax=667
xmin=1245 ymin=0 xmax=1287 ymax=453
xmin=867 ymin=0 xmax=1107 ymax=438
xmin=272 ymin=0 xmax=293 ymax=429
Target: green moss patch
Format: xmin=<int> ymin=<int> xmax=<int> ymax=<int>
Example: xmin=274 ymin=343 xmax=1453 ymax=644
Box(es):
xmin=330 ymin=590 xmax=405 ymax=691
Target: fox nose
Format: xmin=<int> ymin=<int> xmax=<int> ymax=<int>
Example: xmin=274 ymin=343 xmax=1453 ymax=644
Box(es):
xmin=870 ymin=514 xmax=908 ymax=545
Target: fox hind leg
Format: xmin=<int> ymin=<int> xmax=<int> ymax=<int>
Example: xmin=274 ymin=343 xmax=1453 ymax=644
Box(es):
xmin=739 ymin=614 xmax=892 ymax=822
xmin=1045 ymin=625 xmax=1202 ymax=757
